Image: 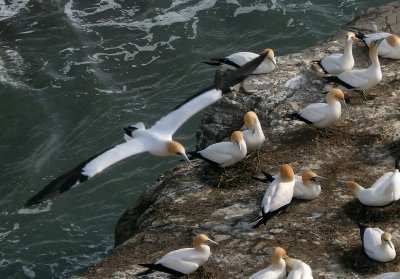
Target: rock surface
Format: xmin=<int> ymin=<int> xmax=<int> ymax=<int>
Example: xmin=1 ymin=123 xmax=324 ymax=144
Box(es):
xmin=81 ymin=3 xmax=400 ymax=279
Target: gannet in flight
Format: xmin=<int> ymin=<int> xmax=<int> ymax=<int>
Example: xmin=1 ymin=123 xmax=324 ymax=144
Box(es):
xmin=323 ymin=39 xmax=383 ymax=100
xmin=356 ymin=32 xmax=400 ymax=59
xmin=314 ymin=31 xmax=355 ymax=75
xmin=188 ymin=131 xmax=247 ymax=168
xmin=248 ymin=247 xmax=287 ymax=279
xmin=284 ymin=257 xmax=313 ymax=279
xmin=137 ymin=234 xmax=218 ymax=277
xmin=203 ymin=48 xmax=277 ymax=75
xmin=359 ymin=224 xmax=396 ymax=263
xmin=291 ymin=88 xmax=346 ymax=135
xmin=253 ymin=164 xmax=295 ymax=228
xmin=25 ymin=50 xmax=269 ymax=206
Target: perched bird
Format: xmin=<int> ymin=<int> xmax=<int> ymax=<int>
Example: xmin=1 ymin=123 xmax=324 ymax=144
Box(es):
xmin=24 ymin=50 xmax=269 ymax=206
xmin=203 ymin=48 xmax=277 ymax=75
xmin=359 ymin=224 xmax=396 ymax=263
xmin=242 ymin=111 xmax=265 ymax=155
xmin=188 ymin=131 xmax=247 ymax=168
xmin=137 ymin=234 xmax=218 ymax=277
xmin=291 ymin=88 xmax=346 ymax=135
xmin=314 ymin=31 xmax=355 ymax=75
xmin=248 ymin=247 xmax=287 ymax=279
xmin=253 ymin=164 xmax=295 ymax=228
xmin=356 ymin=32 xmax=400 ymax=59
xmin=254 ymin=170 xmax=324 ymax=200
xmin=323 ymin=39 xmax=383 ymax=100
xmin=284 ymin=257 xmax=313 ymax=279
xmin=342 ymin=166 xmax=400 ymax=207
xmin=371 ymin=272 xmax=400 ymax=279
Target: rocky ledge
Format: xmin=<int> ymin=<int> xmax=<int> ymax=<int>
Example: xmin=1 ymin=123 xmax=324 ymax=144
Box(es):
xmin=81 ymin=3 xmax=400 ymax=279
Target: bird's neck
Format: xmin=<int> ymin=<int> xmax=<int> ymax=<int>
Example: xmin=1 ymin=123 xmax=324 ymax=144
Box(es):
xmin=369 ymin=49 xmax=380 ymax=68
xmin=195 ymin=244 xmax=210 ymax=254
xmin=252 ymin=121 xmax=263 ymax=135
xmin=343 ymin=39 xmax=353 ymax=59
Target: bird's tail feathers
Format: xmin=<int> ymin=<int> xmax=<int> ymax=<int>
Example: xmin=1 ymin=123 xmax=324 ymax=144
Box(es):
xmin=136 ymin=264 xmax=155 ymax=276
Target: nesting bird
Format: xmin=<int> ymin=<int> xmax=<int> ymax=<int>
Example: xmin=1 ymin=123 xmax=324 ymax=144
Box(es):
xmin=371 ymin=272 xmax=400 ymax=279
xmin=342 ymin=165 xmax=400 ymax=206
xmin=203 ymin=48 xmax=277 ymax=75
xmin=356 ymin=32 xmax=400 ymax=59
xmin=314 ymin=31 xmax=355 ymax=75
xmin=248 ymin=247 xmax=287 ymax=279
xmin=284 ymin=257 xmax=313 ymax=279
xmin=188 ymin=131 xmax=247 ymax=168
xmin=359 ymin=224 xmax=396 ymax=263
xmin=242 ymin=111 xmax=265 ymax=156
xmin=25 ymin=50 xmax=268 ymax=206
xmin=253 ymin=164 xmax=295 ymax=228
xmin=323 ymin=39 xmax=383 ymax=100
xmin=291 ymin=88 xmax=346 ymax=135
xmin=137 ymin=234 xmax=218 ymax=277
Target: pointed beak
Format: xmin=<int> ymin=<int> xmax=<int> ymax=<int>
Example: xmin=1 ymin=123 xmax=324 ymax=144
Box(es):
xmin=339 ymin=181 xmax=347 ymax=188
xmin=178 ymin=153 xmax=191 ymax=164
xmin=341 ymin=98 xmax=347 ymax=108
xmin=387 ymin=240 xmax=394 ymax=250
xmin=282 ymin=255 xmax=288 ymax=259
xmin=207 ymin=239 xmax=219 ymax=245
xmin=311 ymin=176 xmax=328 ymax=183
xmin=236 ymin=140 xmax=242 ymax=151
xmin=271 ymin=57 xmax=277 ymax=67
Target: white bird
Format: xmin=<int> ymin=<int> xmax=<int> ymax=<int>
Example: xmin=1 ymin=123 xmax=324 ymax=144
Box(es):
xmin=371 ymin=272 xmax=400 ymax=279
xmin=137 ymin=234 xmax=218 ymax=277
xmin=203 ymin=48 xmax=277 ymax=75
xmin=323 ymin=39 xmax=383 ymax=100
xmin=254 ymin=170 xmax=324 ymax=200
xmin=315 ymin=31 xmax=355 ymax=75
xmin=25 ymin=51 xmax=269 ymax=206
xmin=343 ymin=168 xmax=400 ymax=207
xmin=253 ymin=164 xmax=295 ymax=228
xmin=359 ymin=224 xmax=396 ymax=263
xmin=242 ymin=111 xmax=265 ymax=153
xmin=248 ymin=247 xmax=287 ymax=279
xmin=188 ymin=131 xmax=247 ymax=168
xmin=284 ymin=257 xmax=313 ymax=279
xmin=292 ymin=88 xmax=346 ymax=135
xmin=356 ymin=32 xmax=400 ymax=59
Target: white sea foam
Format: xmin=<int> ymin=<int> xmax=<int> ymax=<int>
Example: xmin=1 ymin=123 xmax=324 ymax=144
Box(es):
xmin=18 ymin=202 xmax=52 ymax=215
xmin=234 ymin=0 xmax=280 ymax=17
xmin=0 ymin=0 xmax=30 ymax=21
xmin=22 ymin=265 xmax=35 ymax=279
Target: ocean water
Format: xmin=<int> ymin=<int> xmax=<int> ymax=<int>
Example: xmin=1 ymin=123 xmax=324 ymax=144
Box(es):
xmin=0 ymin=0 xmax=394 ymax=278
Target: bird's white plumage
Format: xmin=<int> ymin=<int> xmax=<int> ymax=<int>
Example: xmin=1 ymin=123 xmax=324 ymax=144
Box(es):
xmin=223 ymin=52 xmax=277 ymax=74
xmin=197 ymin=135 xmax=247 ymax=167
xmin=334 ymin=40 xmax=382 ymax=90
xmin=261 ymin=174 xmax=295 ymax=214
xmin=293 ymin=175 xmax=321 ymax=200
xmin=319 ymin=34 xmax=354 ymax=74
xmin=243 ymin=119 xmax=265 ymax=151
xmin=298 ymin=100 xmax=342 ymax=128
xmin=82 ymin=88 xmax=224 ymax=178
xmin=155 ymin=246 xmax=211 ymax=274
xmin=248 ymin=263 xmax=287 ymax=279
xmin=371 ymin=272 xmax=400 ymax=279
xmin=286 ymin=258 xmax=313 ymax=279
xmin=360 ymin=32 xmax=400 ymax=59
xmin=348 ymin=170 xmax=400 ymax=206
xmin=362 ymin=227 xmax=396 ymax=262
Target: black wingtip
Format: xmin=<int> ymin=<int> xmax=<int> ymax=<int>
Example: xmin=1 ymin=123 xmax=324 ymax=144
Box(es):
xmin=123 ymin=126 xmax=137 ymax=137
xmin=187 ymin=151 xmax=220 ymax=167
xmin=202 ymin=60 xmax=222 ymax=66
xmin=252 ymin=204 xmax=291 ymax=229
xmin=261 ymin=171 xmax=275 ymax=182
xmin=355 ymin=31 xmax=366 ymax=40
xmin=137 ymin=263 xmax=186 ymax=277
xmin=358 ymin=223 xmax=367 ymax=245
xmin=313 ymin=60 xmax=329 ymax=74
xmin=322 ymin=76 xmax=354 ymax=90
xmin=290 ymin=113 xmax=313 ymax=125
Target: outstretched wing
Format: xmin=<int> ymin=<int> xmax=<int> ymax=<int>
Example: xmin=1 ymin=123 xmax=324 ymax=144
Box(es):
xmin=25 ymin=139 xmax=147 ymax=206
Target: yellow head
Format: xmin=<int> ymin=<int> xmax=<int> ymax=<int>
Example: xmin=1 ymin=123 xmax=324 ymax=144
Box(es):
xmin=387 ymin=35 xmax=400 ymax=47
xmin=280 ymin=164 xmax=294 ymax=182
xmin=345 ymin=181 xmax=362 ymax=192
xmin=381 ymin=232 xmax=394 ymax=249
xmin=326 ymin=88 xmax=345 ymax=106
xmin=166 ymin=141 xmax=191 ymax=163
xmin=302 ymin=170 xmax=318 ymax=186
xmin=346 ymin=31 xmax=355 ymax=42
xmin=193 ymin=234 xmax=218 ymax=249
xmin=262 ymin=48 xmax=277 ymax=66
xmin=244 ymin=111 xmax=259 ymax=129
xmin=271 ymin=247 xmax=287 ymax=264
xmin=231 ymin=131 xmax=244 ymax=142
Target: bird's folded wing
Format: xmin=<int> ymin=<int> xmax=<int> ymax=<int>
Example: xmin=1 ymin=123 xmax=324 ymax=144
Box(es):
xmin=262 ymin=183 xmax=277 ymax=213
xmin=162 ymin=258 xmax=199 ymax=275
xmin=151 ymin=88 xmax=222 ymax=136
xmin=299 ymin=104 xmax=326 ymax=123
xmin=370 ymin=172 xmax=392 ymax=189
xmin=337 ymin=70 xmax=369 ymax=88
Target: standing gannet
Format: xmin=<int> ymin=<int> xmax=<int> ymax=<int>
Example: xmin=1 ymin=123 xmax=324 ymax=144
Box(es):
xmin=292 ymin=88 xmax=346 ymax=135
xmin=248 ymin=247 xmax=287 ymax=279
xmin=188 ymin=131 xmax=247 ymax=168
xmin=359 ymin=224 xmax=396 ymax=263
xmin=356 ymin=32 xmax=400 ymax=59
xmin=254 ymin=170 xmax=324 ymax=200
xmin=253 ymin=164 xmax=295 ymax=228
xmin=203 ymin=49 xmax=277 ymax=75
xmin=343 ymin=170 xmax=400 ymax=206
xmin=137 ymin=234 xmax=218 ymax=277
xmin=284 ymin=257 xmax=313 ymax=279
xmin=323 ymin=39 xmax=383 ymax=100
xmin=24 ymin=51 xmax=269 ymax=207
xmin=371 ymin=272 xmax=400 ymax=279
xmin=315 ymin=31 xmax=355 ymax=74
xmin=242 ymin=111 xmax=265 ymax=155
